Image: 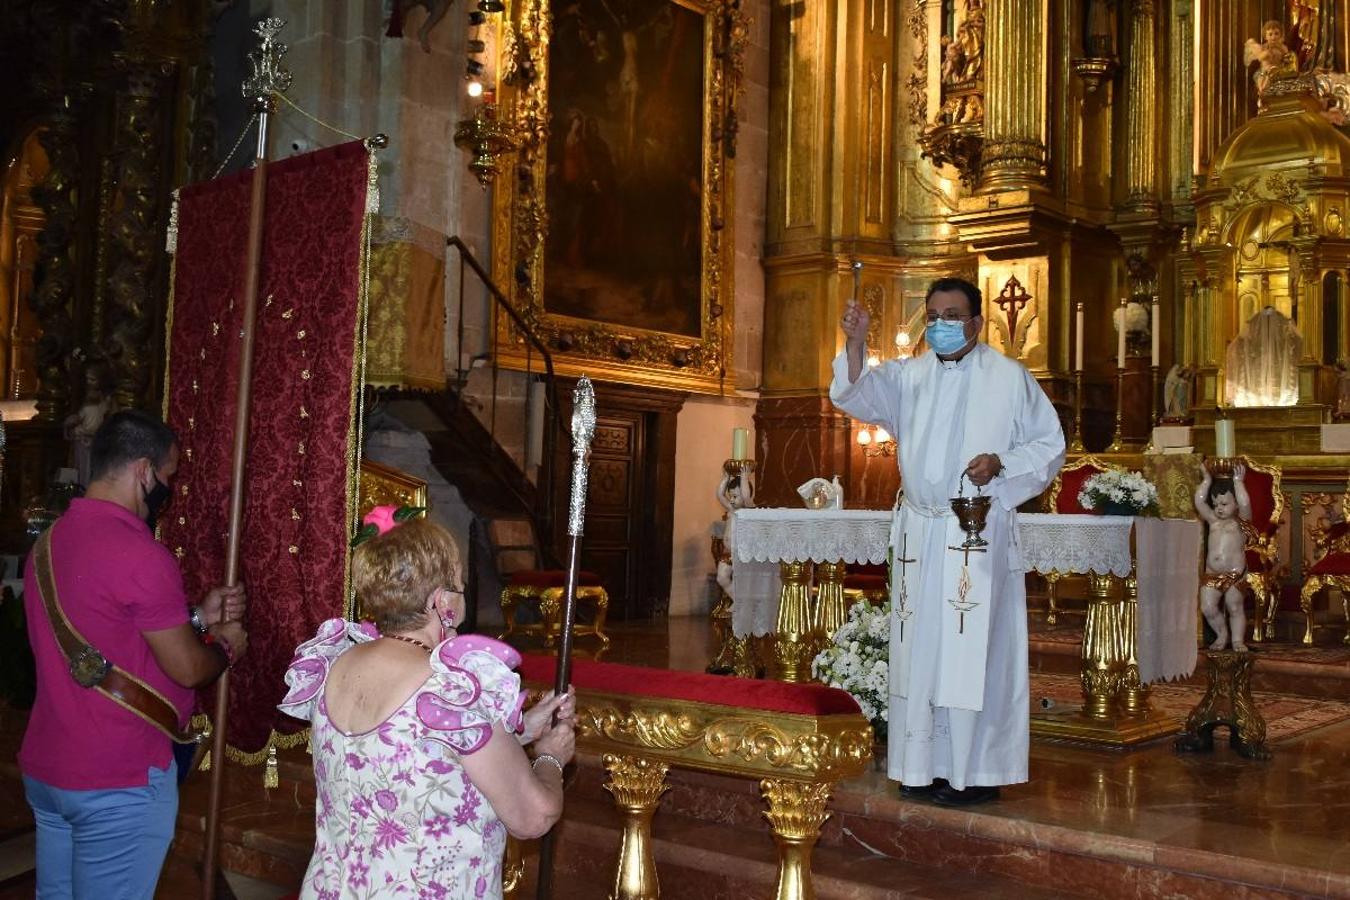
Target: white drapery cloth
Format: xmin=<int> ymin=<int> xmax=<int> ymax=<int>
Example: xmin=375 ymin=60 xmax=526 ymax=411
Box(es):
xmin=1224 ymin=306 xmax=1302 ymax=407
xmin=830 ymin=344 xmax=1066 ymax=790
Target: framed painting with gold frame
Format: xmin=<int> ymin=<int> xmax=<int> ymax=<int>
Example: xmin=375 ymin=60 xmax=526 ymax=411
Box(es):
xmin=490 ymin=0 xmax=747 ymax=394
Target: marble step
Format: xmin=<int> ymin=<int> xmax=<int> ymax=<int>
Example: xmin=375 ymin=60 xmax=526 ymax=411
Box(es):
xmin=516 ymin=795 xmax=1081 ymax=900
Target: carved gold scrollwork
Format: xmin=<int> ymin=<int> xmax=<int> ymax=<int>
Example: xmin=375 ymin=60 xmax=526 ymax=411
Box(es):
xmin=579 ymin=708 xmax=704 ymax=751
xmin=576 ymin=702 xmax=872 ymax=780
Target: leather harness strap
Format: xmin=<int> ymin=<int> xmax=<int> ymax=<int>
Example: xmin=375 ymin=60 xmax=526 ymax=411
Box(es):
xmin=32 ymin=529 xmax=201 ymax=744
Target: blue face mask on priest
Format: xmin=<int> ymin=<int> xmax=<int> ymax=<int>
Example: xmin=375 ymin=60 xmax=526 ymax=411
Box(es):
xmin=924 ymin=290 xmax=982 ymax=358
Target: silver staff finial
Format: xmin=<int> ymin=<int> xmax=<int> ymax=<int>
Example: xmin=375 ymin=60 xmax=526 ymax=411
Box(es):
xmin=567 ymin=377 xmax=597 ymax=537
xmin=243 ymin=18 xmax=293 ymax=114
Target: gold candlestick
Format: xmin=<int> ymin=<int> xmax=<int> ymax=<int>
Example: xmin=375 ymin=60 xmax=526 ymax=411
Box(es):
xmin=1069 ymin=370 xmax=1086 ymax=452
xmin=1106 ymin=364 xmax=1125 ymax=452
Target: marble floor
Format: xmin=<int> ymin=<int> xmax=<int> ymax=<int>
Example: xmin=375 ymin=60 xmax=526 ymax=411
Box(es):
xmin=513 ymin=615 xmax=1350 ymax=896
xmin=0 ymin=614 xmax=1346 ymax=897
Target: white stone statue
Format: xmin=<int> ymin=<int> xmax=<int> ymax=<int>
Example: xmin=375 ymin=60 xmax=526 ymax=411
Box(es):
xmin=1195 ymin=462 xmax=1256 ymax=651
xmin=1162 ymin=364 xmax=1197 ymax=422
xmin=64 ymin=366 xmax=113 ymax=488
xmin=715 ymin=471 xmax=754 ymax=602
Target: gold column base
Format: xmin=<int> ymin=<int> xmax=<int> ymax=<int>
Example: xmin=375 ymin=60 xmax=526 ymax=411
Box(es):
xmin=707 ymin=588 xmax=738 ymax=674
xmin=1031 ymin=706 xmax=1180 ymax=746
xmin=761 ymin=778 xmax=833 ymax=900
xmin=1174 ymin=650 xmax=1271 ymax=760
xmin=603 ymin=754 xmax=671 ymax=900
xmin=771 ymin=636 xmax=816 ymax=683
xmin=1030 ymin=570 xmax=1181 ymax=746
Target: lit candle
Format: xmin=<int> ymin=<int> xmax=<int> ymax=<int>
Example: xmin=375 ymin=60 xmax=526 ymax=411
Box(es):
xmin=1150 ymin=297 xmax=1160 ymax=366
xmin=732 ymin=427 xmax=749 ymax=460
xmin=1075 ymin=302 xmax=1084 ymax=372
xmin=1214 ymin=419 xmax=1236 ymax=458
xmin=1116 ymin=299 xmax=1127 ymax=369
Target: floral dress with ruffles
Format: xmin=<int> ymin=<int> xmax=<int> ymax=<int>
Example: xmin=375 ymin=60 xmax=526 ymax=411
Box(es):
xmin=279 ymin=619 xmax=527 ymax=900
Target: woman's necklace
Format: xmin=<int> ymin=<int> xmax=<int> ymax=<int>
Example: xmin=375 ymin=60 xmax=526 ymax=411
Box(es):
xmin=385 ymin=633 xmax=432 ymax=653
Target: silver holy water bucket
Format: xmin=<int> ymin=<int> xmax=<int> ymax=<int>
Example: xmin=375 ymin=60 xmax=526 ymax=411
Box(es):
xmin=950 ymin=472 xmax=992 ymax=549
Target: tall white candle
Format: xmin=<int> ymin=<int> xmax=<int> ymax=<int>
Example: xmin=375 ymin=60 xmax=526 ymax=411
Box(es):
xmin=1150 ymin=298 xmax=1160 ymax=366
xmin=732 ymin=427 xmax=749 ymax=460
xmin=1214 ymin=419 xmax=1236 ymax=458
xmin=1116 ymin=299 xmax=1127 ymax=369
xmin=1075 ymin=302 xmax=1085 ymax=372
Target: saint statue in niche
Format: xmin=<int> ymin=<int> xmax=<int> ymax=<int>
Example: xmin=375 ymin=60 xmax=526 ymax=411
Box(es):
xmin=1161 ymin=364 xmax=1197 ymax=423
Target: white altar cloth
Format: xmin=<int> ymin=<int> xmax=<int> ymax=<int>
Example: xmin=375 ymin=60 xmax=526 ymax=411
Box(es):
xmin=728 ymin=509 xmax=1200 ymax=682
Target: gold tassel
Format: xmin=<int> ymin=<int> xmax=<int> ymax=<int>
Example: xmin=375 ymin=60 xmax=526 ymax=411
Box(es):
xmin=165 ymin=189 xmax=180 ymax=254
xmin=264 ymin=746 xmax=279 ymax=788
xmin=199 ymin=749 xmax=211 ymax=771
xmin=365 ymin=150 xmax=380 ymax=214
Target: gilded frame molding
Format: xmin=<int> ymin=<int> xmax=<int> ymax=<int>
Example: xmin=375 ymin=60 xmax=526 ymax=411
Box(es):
xmin=491 ymin=0 xmax=747 ymax=394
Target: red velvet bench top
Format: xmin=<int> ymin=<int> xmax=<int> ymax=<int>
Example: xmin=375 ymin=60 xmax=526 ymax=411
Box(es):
xmin=519 ymin=654 xmax=860 ymax=717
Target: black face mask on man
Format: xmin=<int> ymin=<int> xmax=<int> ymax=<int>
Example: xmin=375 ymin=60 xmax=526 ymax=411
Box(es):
xmin=142 ymin=472 xmax=172 ymax=531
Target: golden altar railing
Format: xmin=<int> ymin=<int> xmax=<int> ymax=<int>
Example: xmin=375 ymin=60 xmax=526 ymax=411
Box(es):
xmin=507 ymin=677 xmax=872 ymax=900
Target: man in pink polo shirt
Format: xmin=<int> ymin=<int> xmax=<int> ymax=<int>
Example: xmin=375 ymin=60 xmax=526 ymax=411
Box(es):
xmin=20 ymin=410 xmax=250 ymax=899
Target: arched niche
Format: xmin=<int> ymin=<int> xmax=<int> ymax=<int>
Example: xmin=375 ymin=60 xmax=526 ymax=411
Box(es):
xmin=1224 ymin=201 xmax=1300 ymax=326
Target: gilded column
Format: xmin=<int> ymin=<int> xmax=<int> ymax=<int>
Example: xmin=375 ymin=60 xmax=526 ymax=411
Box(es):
xmin=979 ymin=0 xmax=1048 ymax=193
xmin=603 ymin=754 xmax=670 ymax=900
xmin=1124 ymin=0 xmax=1159 ymax=211
xmin=30 ymin=94 xmax=85 ymax=421
xmin=1167 ymin=0 xmax=1195 ymax=211
xmin=103 ymin=62 xmax=175 ymax=410
xmin=761 ymin=778 xmax=833 ymax=900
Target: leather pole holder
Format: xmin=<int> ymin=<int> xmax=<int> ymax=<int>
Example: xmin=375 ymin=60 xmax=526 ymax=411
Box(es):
xmin=32 ymin=530 xmax=201 ymax=745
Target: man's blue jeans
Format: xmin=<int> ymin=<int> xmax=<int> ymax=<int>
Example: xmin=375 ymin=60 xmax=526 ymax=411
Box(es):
xmin=23 ymin=762 xmax=178 ymax=899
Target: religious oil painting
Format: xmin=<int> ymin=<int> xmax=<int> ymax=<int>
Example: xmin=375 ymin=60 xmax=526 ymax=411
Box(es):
xmin=543 ymin=0 xmax=706 ymax=338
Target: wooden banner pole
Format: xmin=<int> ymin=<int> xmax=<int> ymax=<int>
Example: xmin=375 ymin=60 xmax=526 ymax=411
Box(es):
xmin=202 ymin=18 xmax=291 ymax=899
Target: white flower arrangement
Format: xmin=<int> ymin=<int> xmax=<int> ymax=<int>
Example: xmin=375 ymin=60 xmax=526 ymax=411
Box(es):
xmin=1112 ymin=301 xmax=1150 ymax=334
xmin=1078 ymin=469 xmax=1160 ymax=516
xmin=812 ymin=600 xmax=890 ymax=740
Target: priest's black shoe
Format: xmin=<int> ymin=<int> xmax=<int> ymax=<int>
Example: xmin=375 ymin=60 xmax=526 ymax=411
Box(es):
xmin=899 ymin=778 xmax=948 ymax=798
xmin=931 ymin=784 xmax=1000 ymax=806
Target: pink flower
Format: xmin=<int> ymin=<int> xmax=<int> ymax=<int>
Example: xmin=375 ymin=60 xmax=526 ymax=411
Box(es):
xmin=363 ymin=505 xmax=400 ymax=537
xmin=373 ymin=816 xmax=410 ymax=852
xmin=374 ymin=789 xmax=399 ymax=812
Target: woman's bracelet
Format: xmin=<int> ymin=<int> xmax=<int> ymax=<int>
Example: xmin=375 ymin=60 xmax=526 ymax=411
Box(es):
xmin=531 ymin=753 xmax=564 ymax=777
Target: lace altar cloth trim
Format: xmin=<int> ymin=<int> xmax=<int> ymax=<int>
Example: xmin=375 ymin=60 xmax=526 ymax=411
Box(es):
xmin=1016 ymin=513 xmax=1134 ymax=577
xmin=732 ymin=509 xmax=892 ymax=564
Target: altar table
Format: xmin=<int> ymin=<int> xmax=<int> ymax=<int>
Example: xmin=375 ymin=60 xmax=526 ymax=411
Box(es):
xmin=730 ymin=508 xmax=1202 ymax=728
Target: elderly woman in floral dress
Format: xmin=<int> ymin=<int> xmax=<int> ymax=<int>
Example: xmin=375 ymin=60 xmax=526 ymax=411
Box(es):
xmin=280 ymin=509 xmax=575 ymax=899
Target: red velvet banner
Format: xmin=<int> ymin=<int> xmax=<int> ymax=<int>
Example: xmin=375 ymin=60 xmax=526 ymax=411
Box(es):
xmin=161 ymin=141 xmax=370 ymax=753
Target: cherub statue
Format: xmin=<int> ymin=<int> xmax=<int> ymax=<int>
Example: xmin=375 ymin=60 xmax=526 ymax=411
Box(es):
xmin=714 ymin=473 xmax=755 ymax=601
xmin=1244 ymin=20 xmax=1298 ymax=98
xmin=1194 ymin=462 xmax=1257 ymax=651
xmin=1162 ymin=363 xmax=1196 ymax=422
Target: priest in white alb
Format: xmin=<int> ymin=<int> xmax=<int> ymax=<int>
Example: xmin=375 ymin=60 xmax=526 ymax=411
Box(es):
xmin=830 ymin=277 xmax=1065 ymax=805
